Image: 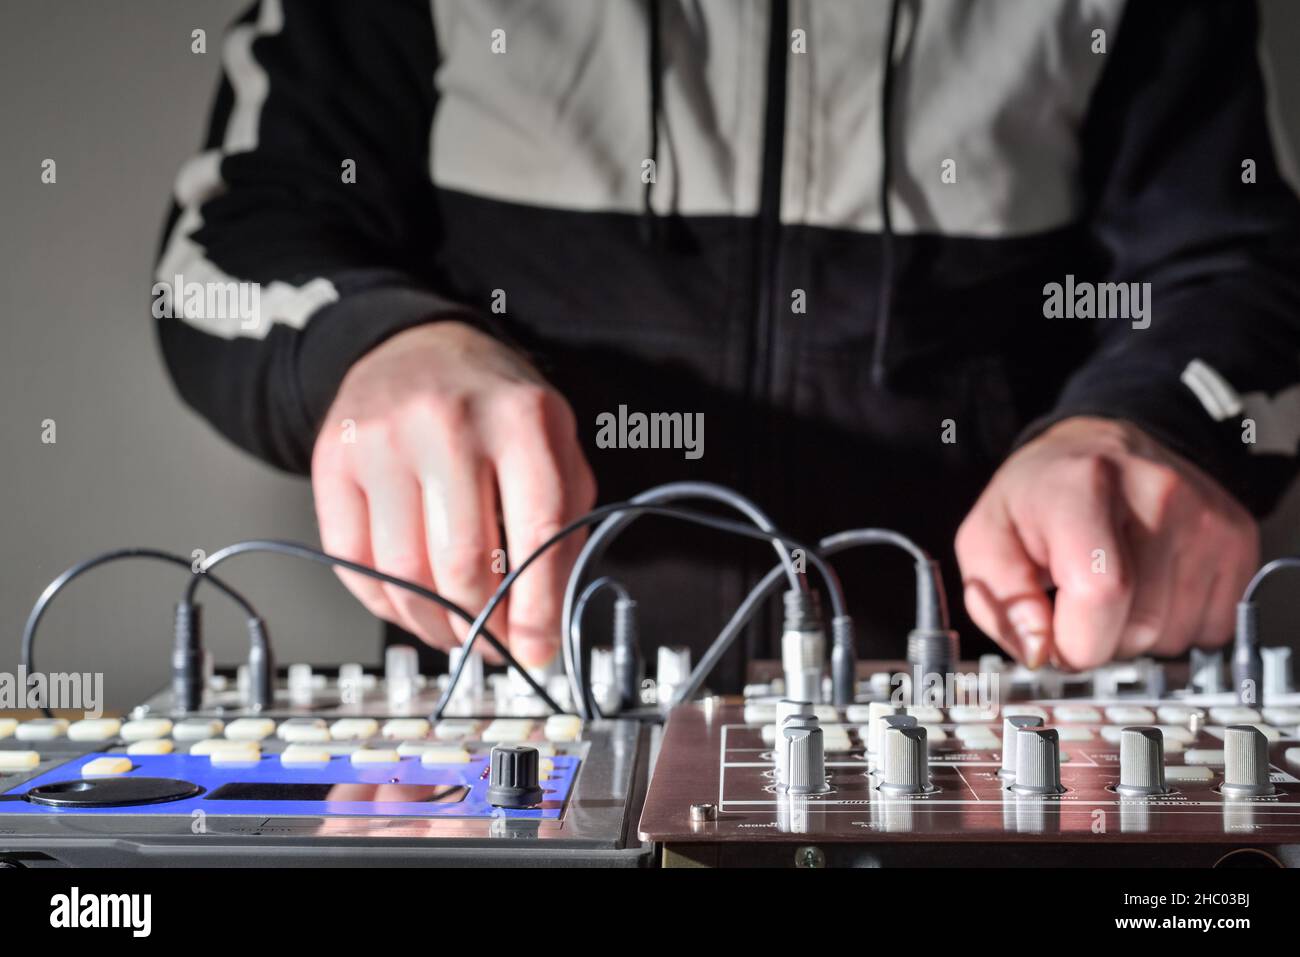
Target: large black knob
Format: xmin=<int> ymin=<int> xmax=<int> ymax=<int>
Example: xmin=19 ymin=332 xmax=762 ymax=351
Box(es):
xmin=487 ymin=744 xmax=545 ymax=808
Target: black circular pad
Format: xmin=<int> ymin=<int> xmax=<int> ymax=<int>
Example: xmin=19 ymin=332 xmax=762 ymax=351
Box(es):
xmin=24 ymin=777 xmax=203 ymax=808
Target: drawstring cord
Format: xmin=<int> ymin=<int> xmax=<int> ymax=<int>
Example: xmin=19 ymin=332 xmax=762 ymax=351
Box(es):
xmin=640 ymin=0 xmax=663 ymax=245
xmin=870 ymin=0 xmax=903 ymax=389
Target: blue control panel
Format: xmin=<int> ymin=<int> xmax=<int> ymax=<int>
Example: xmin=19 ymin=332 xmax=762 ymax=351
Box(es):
xmin=3 ymin=752 xmax=580 ymax=820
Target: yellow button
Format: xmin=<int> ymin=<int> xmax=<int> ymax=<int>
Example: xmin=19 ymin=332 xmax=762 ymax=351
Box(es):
xmin=382 ymin=719 xmax=431 ymax=740
xmin=350 ymin=748 xmax=401 ymax=765
xmin=418 ymin=747 xmax=471 ymax=766
xmin=330 ymin=719 xmax=379 ymax=741
xmin=225 ymin=718 xmax=276 ymax=741
xmin=281 ymin=746 xmax=332 ymax=766
xmin=68 ymin=719 xmax=122 ymax=742
xmin=0 ymin=751 xmax=40 ymax=771
xmin=127 ymin=738 xmax=174 ymax=756
xmin=82 ymin=757 xmax=133 ymax=776
xmin=121 ymin=719 xmax=173 ymax=742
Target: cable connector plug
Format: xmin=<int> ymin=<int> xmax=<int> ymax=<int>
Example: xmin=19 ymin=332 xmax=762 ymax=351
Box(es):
xmin=1233 ymin=600 xmax=1263 ymax=705
xmin=830 ymin=614 xmax=856 ymax=708
xmin=612 ymin=596 xmax=642 ymax=711
xmin=171 ymin=600 xmax=204 ymax=713
xmin=245 ymin=617 xmax=274 ymax=712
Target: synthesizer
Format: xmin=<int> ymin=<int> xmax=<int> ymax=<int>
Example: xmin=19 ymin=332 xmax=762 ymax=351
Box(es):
xmin=0 ymin=650 xmax=654 ymax=867
xmin=638 ymin=655 xmax=1300 ymax=867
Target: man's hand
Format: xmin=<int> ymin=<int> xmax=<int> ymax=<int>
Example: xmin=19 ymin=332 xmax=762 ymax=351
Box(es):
xmin=311 ymin=321 xmax=597 ymax=667
xmin=955 ymin=416 xmax=1258 ymax=671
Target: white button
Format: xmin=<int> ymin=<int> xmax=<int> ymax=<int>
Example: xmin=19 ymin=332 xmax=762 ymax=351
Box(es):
xmin=121 ymin=719 xmax=172 ymax=742
xmin=16 ymin=719 xmax=68 ymax=741
xmin=812 ymin=705 xmax=839 ymax=724
xmin=329 ymin=718 xmax=379 ymax=741
xmin=280 ymin=746 xmax=332 ymax=766
xmin=906 ymin=707 xmax=944 ymax=723
xmin=82 ymin=757 xmax=132 ymax=776
xmin=189 ymin=738 xmax=259 ymax=756
xmin=480 ymin=719 xmax=534 ymax=742
xmin=278 ymin=720 xmax=330 ymax=743
xmin=1156 ymin=725 xmax=1195 ymax=744
xmin=0 ymin=751 xmax=40 ymax=771
xmin=1285 ymin=747 xmax=1300 ymax=769
xmin=1000 ymin=706 xmax=1049 ymax=721
xmin=210 ymin=747 xmax=261 ymax=765
xmin=350 ymin=748 xmax=401 ymax=765
xmin=1255 ymin=724 xmax=1283 ymax=742
xmin=1100 ymin=726 xmax=1124 ymax=744
xmin=1056 ymin=726 xmax=1092 ymax=741
xmin=418 ymin=747 xmax=471 ymax=766
xmin=225 ymin=718 xmax=276 ymax=741
xmin=1054 ymin=705 xmax=1101 ymax=723
xmin=381 ymin=719 xmax=431 ymax=740
xmin=1184 ymin=749 xmax=1225 ymax=766
xmin=1166 ymin=766 xmax=1214 ymax=783
xmin=1263 ymin=707 xmax=1300 ymax=726
xmin=1105 ymin=707 xmax=1155 ymax=724
xmin=0 ymin=719 xmax=16 ymax=739
xmin=544 ymin=715 xmax=582 ymax=742
xmin=1209 ymin=707 xmax=1261 ymax=725
xmin=1157 ymin=705 xmax=1203 ymax=725
xmin=434 ymin=720 xmax=477 ymax=741
xmin=67 ymin=719 xmax=121 ymax=742
xmin=743 ymin=703 xmax=776 ymax=724
xmin=127 ymin=739 xmax=173 ymax=756
xmin=955 ymin=724 xmax=998 ymax=742
xmin=174 ymin=719 xmax=223 ymax=741
xmin=920 ymin=725 xmax=948 ymax=742
xmin=949 ymin=705 xmax=998 ymax=722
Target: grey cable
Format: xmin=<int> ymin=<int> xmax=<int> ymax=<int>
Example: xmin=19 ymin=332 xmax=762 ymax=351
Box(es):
xmin=560 ymin=482 xmax=817 ymax=718
xmin=669 ymin=528 xmax=939 ymax=706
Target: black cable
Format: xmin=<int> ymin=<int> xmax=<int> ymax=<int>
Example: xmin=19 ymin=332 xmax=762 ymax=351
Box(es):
xmin=870 ymin=0 xmax=904 ymax=389
xmin=435 ymin=501 xmax=843 ymax=719
xmin=569 ymin=577 xmax=631 ymax=718
xmin=669 ymin=528 xmax=939 ymax=707
xmin=1233 ymin=556 xmax=1300 ymax=704
xmin=19 ymin=548 xmax=261 ymax=719
xmin=185 ymin=540 xmax=564 ymax=715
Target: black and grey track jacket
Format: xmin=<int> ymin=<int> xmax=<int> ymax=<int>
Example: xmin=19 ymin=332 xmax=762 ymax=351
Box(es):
xmin=155 ymin=0 xmax=1300 ymax=678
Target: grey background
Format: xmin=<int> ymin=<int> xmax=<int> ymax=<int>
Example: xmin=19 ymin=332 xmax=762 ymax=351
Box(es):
xmin=2 ymin=1 xmax=1299 ymax=711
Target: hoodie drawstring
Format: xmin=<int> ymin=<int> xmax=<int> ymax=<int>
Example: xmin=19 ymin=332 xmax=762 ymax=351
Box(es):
xmin=640 ymin=0 xmax=663 ymax=245
xmin=870 ymin=0 xmax=904 ymax=389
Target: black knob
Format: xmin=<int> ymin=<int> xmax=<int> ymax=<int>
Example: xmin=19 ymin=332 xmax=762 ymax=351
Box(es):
xmin=487 ymin=745 xmax=544 ymax=808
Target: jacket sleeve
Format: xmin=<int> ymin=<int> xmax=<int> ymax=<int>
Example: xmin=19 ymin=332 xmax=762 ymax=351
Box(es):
xmin=1019 ymin=0 xmax=1300 ymax=516
xmin=154 ymin=0 xmax=492 ymax=474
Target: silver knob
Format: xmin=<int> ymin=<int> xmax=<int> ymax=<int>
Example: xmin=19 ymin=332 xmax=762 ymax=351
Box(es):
xmin=999 ymin=714 xmax=1045 ymax=779
xmin=781 ymin=629 xmax=825 ymax=705
xmin=878 ymin=725 xmax=932 ymax=795
xmin=865 ymin=702 xmax=907 ymax=754
xmin=1189 ymin=648 xmax=1224 ymax=694
xmin=1263 ymin=647 xmax=1293 ymax=698
xmin=773 ymin=700 xmax=814 ymax=787
xmin=1010 ymin=728 xmax=1064 ymax=795
xmin=1117 ymin=727 xmax=1168 ymax=796
xmin=385 ymin=645 xmax=420 ymax=705
xmin=656 ymin=646 xmax=692 ymax=709
xmin=447 ymin=644 xmax=485 ymax=704
xmin=588 ymin=646 xmax=620 ymax=715
xmin=1221 ymin=725 xmax=1275 ymax=797
xmin=782 ymin=721 xmax=830 ymax=795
